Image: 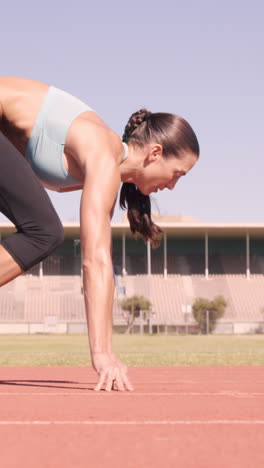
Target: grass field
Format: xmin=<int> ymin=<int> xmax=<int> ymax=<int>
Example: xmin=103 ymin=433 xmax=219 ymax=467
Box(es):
xmin=0 ymin=334 xmax=263 ymax=366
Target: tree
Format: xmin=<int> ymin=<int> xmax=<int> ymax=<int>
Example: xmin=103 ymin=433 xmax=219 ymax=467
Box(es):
xmin=120 ymin=295 xmax=152 ymax=334
xmin=192 ymin=295 xmax=227 ymax=334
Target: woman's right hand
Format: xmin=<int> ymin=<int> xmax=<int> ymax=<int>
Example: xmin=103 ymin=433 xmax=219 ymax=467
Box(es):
xmin=91 ymin=352 xmax=134 ymax=392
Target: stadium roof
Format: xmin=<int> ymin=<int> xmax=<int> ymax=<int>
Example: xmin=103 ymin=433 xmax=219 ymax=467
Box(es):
xmin=111 ymin=222 xmax=264 ymax=238
xmin=1 ymin=220 xmax=264 ymax=239
xmin=113 ymin=212 xmax=264 ymax=238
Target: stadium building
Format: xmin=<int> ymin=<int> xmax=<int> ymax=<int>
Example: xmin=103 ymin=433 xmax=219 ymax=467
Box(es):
xmin=1 ymin=213 xmax=264 ymax=334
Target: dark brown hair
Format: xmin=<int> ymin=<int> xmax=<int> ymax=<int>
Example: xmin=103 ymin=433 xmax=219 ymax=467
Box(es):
xmin=120 ymin=109 xmax=200 ymax=248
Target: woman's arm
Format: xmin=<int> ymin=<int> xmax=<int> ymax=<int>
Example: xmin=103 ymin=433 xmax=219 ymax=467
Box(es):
xmin=80 ymin=158 xmax=133 ymax=391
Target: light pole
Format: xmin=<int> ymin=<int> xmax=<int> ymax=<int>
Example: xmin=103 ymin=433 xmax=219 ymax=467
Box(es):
xmin=206 ymin=309 xmax=210 ymax=335
xmin=182 ymin=304 xmax=192 ymax=334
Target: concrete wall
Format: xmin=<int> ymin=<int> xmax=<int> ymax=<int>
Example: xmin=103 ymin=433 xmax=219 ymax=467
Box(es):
xmin=0 ymin=322 xmax=67 ymax=334
xmin=0 ymin=321 xmax=263 ymax=334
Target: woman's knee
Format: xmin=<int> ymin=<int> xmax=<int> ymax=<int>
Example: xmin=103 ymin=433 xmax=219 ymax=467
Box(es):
xmin=1 ymin=211 xmax=65 ymax=271
xmin=42 ymin=216 xmax=65 ymax=253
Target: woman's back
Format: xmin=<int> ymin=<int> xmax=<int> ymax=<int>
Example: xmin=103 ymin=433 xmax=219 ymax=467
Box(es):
xmin=0 ymin=77 xmax=50 ymax=155
xmin=0 ymin=77 xmax=123 ymax=179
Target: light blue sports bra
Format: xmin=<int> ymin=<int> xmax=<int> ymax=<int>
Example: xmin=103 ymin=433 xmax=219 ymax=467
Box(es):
xmin=25 ymin=86 xmax=129 ymax=190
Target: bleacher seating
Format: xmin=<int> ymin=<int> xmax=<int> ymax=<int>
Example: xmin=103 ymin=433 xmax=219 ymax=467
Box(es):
xmin=0 ymin=253 xmax=264 ymax=329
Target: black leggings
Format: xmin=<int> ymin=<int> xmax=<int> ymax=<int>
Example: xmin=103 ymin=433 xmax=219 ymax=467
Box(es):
xmin=0 ymin=133 xmax=64 ymax=271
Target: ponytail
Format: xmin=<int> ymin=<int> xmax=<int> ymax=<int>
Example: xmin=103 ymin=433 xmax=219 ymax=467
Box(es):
xmin=119 ymin=107 xmax=199 ymax=248
xmin=120 ymin=109 xmax=163 ymax=248
xmin=119 ymin=182 xmax=163 ymax=248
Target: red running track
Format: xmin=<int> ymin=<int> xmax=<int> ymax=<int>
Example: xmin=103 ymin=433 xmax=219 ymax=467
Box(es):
xmin=0 ymin=366 xmax=264 ymax=468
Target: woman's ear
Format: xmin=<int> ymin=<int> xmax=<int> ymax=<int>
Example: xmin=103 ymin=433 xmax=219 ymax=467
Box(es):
xmin=150 ymin=144 xmax=163 ymax=161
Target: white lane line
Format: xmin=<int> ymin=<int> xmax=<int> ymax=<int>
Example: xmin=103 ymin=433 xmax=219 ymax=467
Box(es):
xmin=0 ymin=420 xmax=264 ymax=425
xmin=0 ymin=392 xmax=263 ymax=396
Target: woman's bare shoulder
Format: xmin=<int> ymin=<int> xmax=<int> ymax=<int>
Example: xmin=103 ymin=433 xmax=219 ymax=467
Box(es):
xmin=66 ymin=112 xmax=124 ymax=172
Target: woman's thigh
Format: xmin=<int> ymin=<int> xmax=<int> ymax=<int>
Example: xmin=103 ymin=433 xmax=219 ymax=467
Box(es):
xmin=0 ymin=132 xmax=64 ymax=270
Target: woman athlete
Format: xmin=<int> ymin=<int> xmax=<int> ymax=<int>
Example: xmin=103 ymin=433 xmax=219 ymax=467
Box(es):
xmin=0 ymin=77 xmax=199 ymax=391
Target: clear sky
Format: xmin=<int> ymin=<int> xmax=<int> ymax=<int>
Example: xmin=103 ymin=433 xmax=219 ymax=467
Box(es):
xmin=1 ymin=0 xmax=264 ymax=223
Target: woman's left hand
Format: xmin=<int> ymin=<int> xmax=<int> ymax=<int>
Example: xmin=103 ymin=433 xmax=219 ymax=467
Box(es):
xmin=91 ymin=351 xmax=133 ymax=392
xmin=108 ymin=352 xmax=128 ymax=374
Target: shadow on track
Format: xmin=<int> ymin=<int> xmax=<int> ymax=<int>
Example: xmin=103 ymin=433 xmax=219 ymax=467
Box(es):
xmin=0 ymin=380 xmax=94 ymax=391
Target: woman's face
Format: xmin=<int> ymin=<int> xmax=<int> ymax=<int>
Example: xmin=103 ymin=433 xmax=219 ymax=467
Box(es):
xmin=135 ymin=145 xmax=198 ymax=196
